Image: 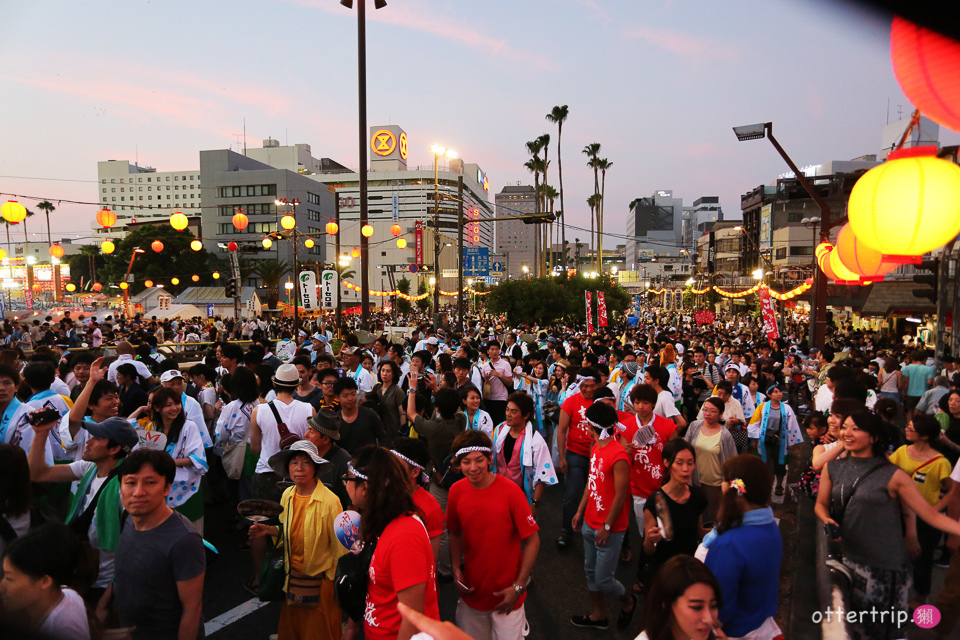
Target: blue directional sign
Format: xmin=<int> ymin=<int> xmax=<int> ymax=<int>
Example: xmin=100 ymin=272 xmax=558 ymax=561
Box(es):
xmin=491 ymin=261 xmax=504 ymax=273
xmin=207 ymin=304 xmax=215 ymax=318
xmin=462 ymin=247 xmax=490 ymax=277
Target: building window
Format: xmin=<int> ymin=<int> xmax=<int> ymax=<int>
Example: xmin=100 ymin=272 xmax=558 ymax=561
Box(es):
xmin=307 ymin=192 xmax=321 ymax=205
xmin=790 ymin=245 xmax=814 ymax=256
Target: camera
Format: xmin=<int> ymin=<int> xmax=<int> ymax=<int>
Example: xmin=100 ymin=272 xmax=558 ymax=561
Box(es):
xmin=27 ymin=407 xmax=62 ymax=426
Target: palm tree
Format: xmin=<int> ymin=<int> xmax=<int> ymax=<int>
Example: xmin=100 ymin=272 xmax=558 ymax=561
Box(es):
xmin=587 ymin=194 xmax=601 ymax=271
xmin=254 ymin=259 xmax=291 ymax=310
xmin=546 ymin=105 xmax=569 ymax=268
xmin=596 ymin=158 xmax=612 ymax=273
xmin=582 ymin=143 xmax=601 ymax=266
xmin=543 ymin=185 xmax=558 ymax=273
xmin=36 ymin=201 xmax=58 ymax=300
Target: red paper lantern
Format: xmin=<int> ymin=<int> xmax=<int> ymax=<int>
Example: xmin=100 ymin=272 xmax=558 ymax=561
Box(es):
xmin=49 ymin=244 xmax=65 ymax=259
xmin=390 ymin=224 xmax=402 ymax=237
xmin=92 ymin=282 xmax=103 ymax=292
xmin=151 ymin=240 xmax=164 ymax=253
xmin=834 ymin=224 xmax=897 ymax=280
xmin=228 ymin=241 xmax=238 ymax=252
xmin=96 ymin=207 xmax=116 ymax=228
xmin=351 ymin=247 xmax=361 ymax=258
xmin=891 ymin=17 xmax=960 ymax=133
xmin=232 ymin=212 xmax=249 ymax=231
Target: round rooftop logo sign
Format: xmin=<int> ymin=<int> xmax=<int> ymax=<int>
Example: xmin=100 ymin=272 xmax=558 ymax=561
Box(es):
xmin=371 ymin=129 xmax=397 ymax=157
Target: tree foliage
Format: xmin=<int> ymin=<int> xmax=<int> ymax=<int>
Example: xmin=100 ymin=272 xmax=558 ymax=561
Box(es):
xmin=395 ymin=276 xmax=412 ymax=315
xmin=416 ymin=279 xmax=431 ymax=313
xmin=485 ymin=274 xmax=630 ymax=327
xmin=97 ymin=225 xmax=216 ymax=295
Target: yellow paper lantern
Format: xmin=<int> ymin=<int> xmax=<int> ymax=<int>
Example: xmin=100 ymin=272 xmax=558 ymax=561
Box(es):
xmin=144 ymin=280 xmax=154 ymax=288
xmin=212 ymin=271 xmax=221 ymax=280
xmin=262 ymin=237 xmax=273 ymax=249
xmin=119 ymin=282 xmax=129 ymax=290
xmin=169 ymin=212 xmax=189 ymax=231
xmin=848 ymin=146 xmax=960 ymax=259
xmin=192 ymin=274 xmax=200 ymax=282
xmin=304 ymin=238 xmax=315 ymax=249
xmin=351 ymin=247 xmax=361 ymax=258
xmin=96 ymin=207 xmax=117 ymax=228
xmin=1 ymin=200 xmax=26 ymax=224
xmin=101 ymin=240 xmax=115 ymax=254
xmin=190 ymin=239 xmax=203 ymax=251
xmin=151 ymin=240 xmax=164 ymax=253
xmin=396 ymin=238 xmax=407 ymax=249
xmin=361 ymin=224 xmax=374 ymax=238
xmin=232 ymin=211 xmax=249 ymax=231
xmin=325 ymin=221 xmax=339 ymax=235
xmin=828 ymin=248 xmax=861 ymax=283
xmin=0 ymin=248 xmax=6 ymax=260
xmin=65 ymin=283 xmax=76 ymax=292
xmin=281 ymin=215 xmax=296 ymax=230
xmin=49 ymin=244 xmax=65 ymax=259
xmin=171 ymin=277 xmax=180 ymax=285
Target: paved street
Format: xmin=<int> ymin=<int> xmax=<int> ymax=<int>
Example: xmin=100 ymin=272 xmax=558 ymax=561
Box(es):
xmin=199 ymin=475 xmax=814 ymax=640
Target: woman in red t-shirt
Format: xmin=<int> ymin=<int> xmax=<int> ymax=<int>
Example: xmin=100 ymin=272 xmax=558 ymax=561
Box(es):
xmin=345 ymin=446 xmax=440 ymax=640
xmin=389 ymin=437 xmax=444 ymax=564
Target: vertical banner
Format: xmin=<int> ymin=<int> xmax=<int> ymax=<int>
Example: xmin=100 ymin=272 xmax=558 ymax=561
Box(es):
xmin=758 ymin=285 xmax=781 ymax=342
xmin=597 ymin=291 xmax=608 ymax=327
xmin=634 ymin=294 xmax=641 ymax=316
xmin=320 ymin=270 xmax=338 ymax=310
xmin=24 ymin=290 xmax=33 ymax=311
xmin=299 ymin=270 xmax=317 ymax=311
xmin=414 ymin=221 xmax=424 ymax=265
xmin=585 ymin=291 xmax=594 ymax=334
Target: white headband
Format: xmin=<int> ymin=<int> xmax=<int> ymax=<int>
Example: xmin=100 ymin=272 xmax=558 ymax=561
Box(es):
xmin=389 ymin=449 xmax=430 ymax=484
xmin=347 ymin=462 xmax=368 ymax=481
xmin=585 ymin=416 xmax=617 ymax=440
xmin=455 ymin=446 xmax=492 ymax=458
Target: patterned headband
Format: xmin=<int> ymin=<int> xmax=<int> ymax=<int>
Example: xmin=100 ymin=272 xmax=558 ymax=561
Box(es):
xmin=389 ymin=449 xmax=430 ymax=484
xmin=347 ymin=462 xmax=368 ymax=481
xmin=455 ymin=446 xmax=492 ymax=458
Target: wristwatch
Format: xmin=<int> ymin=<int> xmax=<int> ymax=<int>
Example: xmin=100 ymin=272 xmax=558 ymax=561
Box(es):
xmin=513 ymin=583 xmax=525 ymax=595
xmin=603 ymin=523 xmax=612 ymax=532
xmin=531 ymin=499 xmax=540 ymax=506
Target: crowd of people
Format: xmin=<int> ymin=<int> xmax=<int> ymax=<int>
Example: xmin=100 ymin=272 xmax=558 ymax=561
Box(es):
xmin=0 ymin=307 xmax=959 ymax=639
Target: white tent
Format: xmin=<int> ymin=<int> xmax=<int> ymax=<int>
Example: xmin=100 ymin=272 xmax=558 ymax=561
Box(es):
xmin=148 ymin=304 xmax=205 ymax=321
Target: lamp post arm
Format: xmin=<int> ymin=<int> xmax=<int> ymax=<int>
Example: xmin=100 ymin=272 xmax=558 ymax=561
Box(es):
xmin=765 ymin=126 xmax=830 ymax=239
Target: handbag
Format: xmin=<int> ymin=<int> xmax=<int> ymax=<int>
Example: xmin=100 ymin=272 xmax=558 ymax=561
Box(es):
xmin=286 ymin=569 xmax=324 ymax=609
xmin=220 ymin=440 xmax=246 ymax=480
xmin=258 ymin=532 xmax=286 ymax=602
xmin=335 ymin=538 xmax=377 ymax=622
xmin=268 ymin=401 xmax=300 ymax=450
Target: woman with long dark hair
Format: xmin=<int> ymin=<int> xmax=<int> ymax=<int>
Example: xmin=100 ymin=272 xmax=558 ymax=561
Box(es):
xmin=141 ymin=387 xmax=208 ymax=533
xmin=635 ymin=554 xmax=724 ymax=640
xmin=0 ymin=444 xmax=32 ymax=559
xmin=344 ymin=445 xmax=439 ymax=640
xmin=937 ymin=390 xmax=960 ymax=465
xmin=372 ymin=360 xmax=405 ymax=440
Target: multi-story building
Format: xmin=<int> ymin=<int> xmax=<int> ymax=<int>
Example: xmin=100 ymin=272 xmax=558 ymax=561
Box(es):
xmin=626 ymin=190 xmax=684 ymax=268
xmin=495 ymin=185 xmax=537 ymax=279
xmin=96 ymin=161 xmax=202 ymax=238
xmin=309 ymin=125 xmax=494 ymax=300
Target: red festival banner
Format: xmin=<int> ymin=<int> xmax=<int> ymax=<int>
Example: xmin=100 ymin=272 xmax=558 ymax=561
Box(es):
xmin=585 ymin=291 xmax=594 ymax=334
xmin=414 ymin=221 xmax=424 ymax=265
xmin=597 ymin=291 xmax=608 ymax=327
xmin=758 ymin=285 xmax=780 ymax=342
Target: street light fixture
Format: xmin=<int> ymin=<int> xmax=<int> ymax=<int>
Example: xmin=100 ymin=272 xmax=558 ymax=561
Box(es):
xmin=733 ymin=121 xmax=831 ymax=347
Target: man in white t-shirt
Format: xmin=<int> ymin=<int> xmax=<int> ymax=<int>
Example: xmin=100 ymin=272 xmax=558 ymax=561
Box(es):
xmin=106 ymin=342 xmax=157 ymax=387
xmin=643 ymin=365 xmax=686 ymax=430
xmin=341 ymin=346 xmax=375 ymax=398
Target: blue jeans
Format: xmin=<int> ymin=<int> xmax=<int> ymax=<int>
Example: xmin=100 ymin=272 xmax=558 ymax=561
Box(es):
xmin=582 ymin=524 xmax=626 ymax=598
xmin=561 ymin=451 xmax=590 ymax=537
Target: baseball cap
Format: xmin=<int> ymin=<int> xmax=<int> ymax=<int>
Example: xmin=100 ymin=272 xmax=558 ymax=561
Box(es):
xmin=159 ymin=370 xmax=184 ymax=384
xmin=86 ymin=417 xmax=139 ymax=449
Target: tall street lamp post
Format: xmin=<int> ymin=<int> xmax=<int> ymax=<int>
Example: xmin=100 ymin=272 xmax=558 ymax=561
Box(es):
xmin=733 ymin=122 xmax=830 ymax=348
xmin=341 ymin=0 xmax=386 ymax=329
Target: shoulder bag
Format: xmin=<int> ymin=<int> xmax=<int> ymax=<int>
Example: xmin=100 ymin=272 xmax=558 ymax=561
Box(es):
xmin=335 ymin=537 xmax=378 ymax=622
xmin=268 ymin=401 xmax=300 ymax=450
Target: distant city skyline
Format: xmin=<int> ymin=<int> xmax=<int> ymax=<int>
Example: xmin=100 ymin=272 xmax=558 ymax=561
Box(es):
xmin=1 ymin=0 xmax=956 ymax=252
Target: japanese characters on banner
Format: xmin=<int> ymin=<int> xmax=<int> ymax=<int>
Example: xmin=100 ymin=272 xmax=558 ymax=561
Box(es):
xmin=758 ymin=285 xmax=780 ymax=342
xmin=414 ymin=221 xmax=424 ymax=265
xmin=597 ymin=291 xmax=608 ymax=327
xmin=585 ymin=291 xmax=594 ymax=334
xmin=299 ymin=271 xmax=317 ymax=310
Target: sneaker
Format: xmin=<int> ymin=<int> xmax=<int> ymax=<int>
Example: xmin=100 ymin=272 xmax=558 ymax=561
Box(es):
xmin=617 ymin=594 xmax=639 ymax=630
xmin=934 ymin=553 xmax=952 ymax=569
xmin=556 ymin=535 xmax=570 ymax=550
xmin=571 ymin=615 xmax=609 ymax=629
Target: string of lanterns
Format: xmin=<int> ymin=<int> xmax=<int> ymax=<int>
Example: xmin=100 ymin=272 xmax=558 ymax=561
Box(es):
xmin=341 ymin=280 xmax=491 ymax=299
xmin=647 ymin=280 xmax=813 ymax=300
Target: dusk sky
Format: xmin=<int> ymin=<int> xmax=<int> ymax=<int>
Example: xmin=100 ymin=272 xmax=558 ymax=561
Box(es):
xmin=2 ymin=0 xmax=955 ymax=249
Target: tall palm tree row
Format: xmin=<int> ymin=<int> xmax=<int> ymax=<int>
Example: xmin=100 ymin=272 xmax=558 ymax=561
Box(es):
xmin=546 ymin=105 xmax=569 ymax=269
xmin=596 ymin=158 xmax=612 ymax=274
xmin=582 ymin=143 xmax=601 ymax=272
xmin=524 ymin=138 xmax=544 ymax=277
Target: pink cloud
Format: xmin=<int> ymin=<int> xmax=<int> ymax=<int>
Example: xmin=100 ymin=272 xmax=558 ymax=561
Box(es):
xmin=286 ymin=0 xmax=557 ymax=70
xmin=622 ymin=24 xmax=741 ymax=60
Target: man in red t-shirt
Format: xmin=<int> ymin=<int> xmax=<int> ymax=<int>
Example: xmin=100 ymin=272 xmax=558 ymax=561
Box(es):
xmin=447 ymin=430 xmax=540 ymax=640
xmin=618 ymin=382 xmax=677 ymax=590
xmin=571 ymin=402 xmax=637 ymax=630
xmin=556 ymin=367 xmax=602 ymax=548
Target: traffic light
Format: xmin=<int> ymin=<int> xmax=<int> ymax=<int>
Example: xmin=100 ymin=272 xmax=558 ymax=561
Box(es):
xmin=522 ymin=213 xmax=556 ymax=225
xmin=225 ymin=278 xmax=238 ymax=298
xmin=912 ymin=258 xmax=938 ymax=303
